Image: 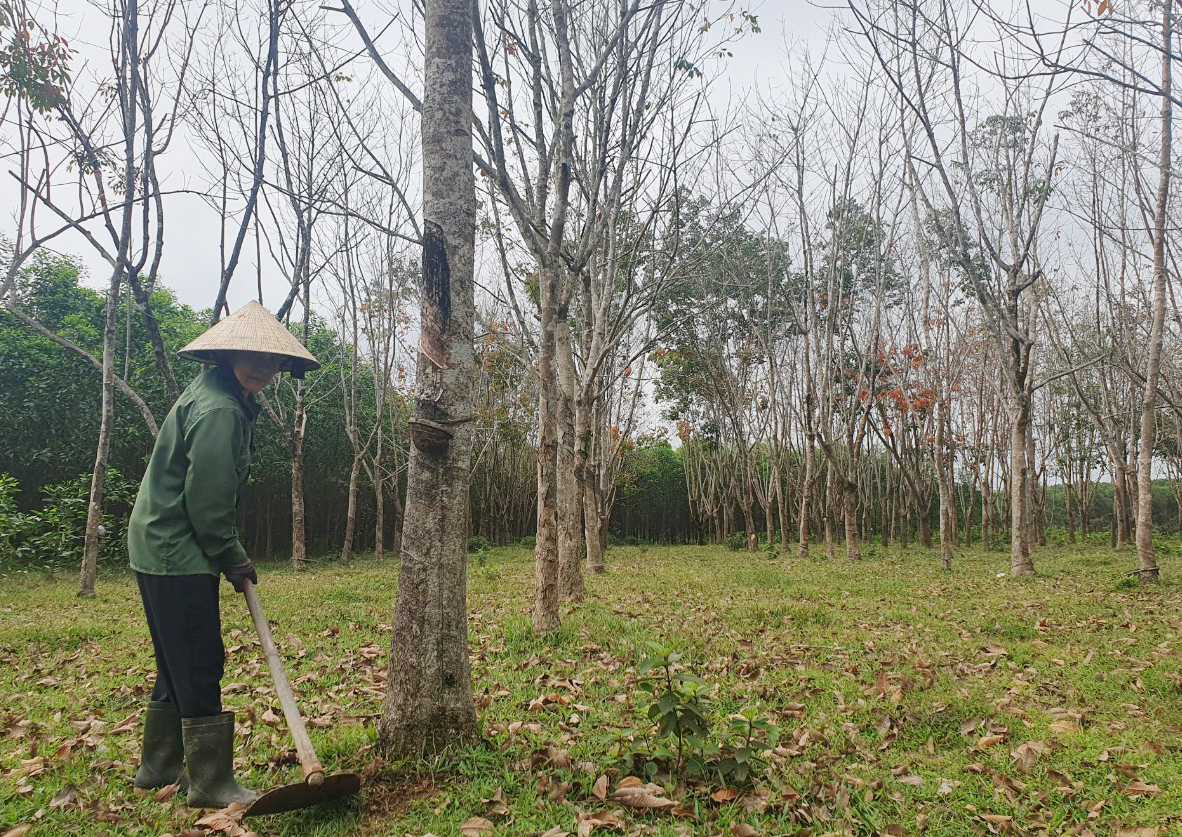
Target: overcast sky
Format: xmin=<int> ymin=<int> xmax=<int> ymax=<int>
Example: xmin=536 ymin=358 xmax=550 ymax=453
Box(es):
xmin=3 ymin=0 xmax=842 ymax=315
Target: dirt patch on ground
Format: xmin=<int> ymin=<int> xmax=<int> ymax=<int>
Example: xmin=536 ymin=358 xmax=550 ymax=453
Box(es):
xmin=355 ymin=765 xmax=437 ymax=835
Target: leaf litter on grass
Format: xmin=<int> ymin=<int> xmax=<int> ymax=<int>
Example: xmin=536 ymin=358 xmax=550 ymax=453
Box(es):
xmin=4 ymin=546 xmax=1182 ymax=836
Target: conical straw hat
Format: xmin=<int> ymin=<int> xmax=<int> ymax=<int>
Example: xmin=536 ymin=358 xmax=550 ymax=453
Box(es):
xmin=179 ymin=300 xmax=320 ymax=373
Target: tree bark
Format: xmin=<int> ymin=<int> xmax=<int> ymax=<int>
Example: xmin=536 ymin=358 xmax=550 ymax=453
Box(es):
xmin=341 ymin=453 xmax=362 ymax=563
xmin=1135 ymin=0 xmax=1172 ymax=583
xmin=290 ymin=383 xmax=307 ymax=571
xmin=79 ymin=270 xmax=121 ymax=598
xmin=373 ymin=437 xmax=385 ymax=562
xmin=1115 ymin=457 xmax=1130 ymax=548
xmin=1008 ymin=394 xmax=1034 ymax=576
xmin=582 ymin=403 xmax=606 ymax=574
xmin=842 ymin=478 xmax=860 ymax=561
xmin=798 ymin=432 xmax=815 ymax=558
xmin=378 ymin=0 xmax=478 ymax=756
xmin=555 ymin=311 xmax=583 ymax=600
xmin=532 ymin=267 xmax=562 ymax=633
xmin=936 ymin=395 xmax=953 ymax=570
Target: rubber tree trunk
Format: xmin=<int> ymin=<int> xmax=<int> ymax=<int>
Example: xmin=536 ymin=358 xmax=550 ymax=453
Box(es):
xmin=81 ymin=0 xmax=141 ymax=597
xmin=936 ymin=396 xmax=953 ymax=571
xmin=378 ymin=0 xmax=478 ymax=756
xmin=776 ymin=476 xmax=789 ymax=551
xmin=582 ymin=408 xmax=605 ymax=575
xmin=290 ymin=384 xmax=307 ymax=571
xmin=555 ymin=314 xmax=583 ymax=601
xmin=532 ymin=265 xmax=561 ymax=634
xmin=798 ymin=433 xmax=815 ymax=558
xmin=1136 ymin=0 xmax=1172 ymax=584
xmin=1008 ymin=394 xmax=1035 ymax=576
xmin=842 ymin=477 xmax=861 ymax=561
xmin=741 ymin=500 xmax=757 ymax=551
xmin=341 ymin=453 xmax=362 ymax=564
xmin=79 ymin=270 xmax=121 ymax=598
xmin=392 ymin=466 xmax=405 ymax=556
xmin=373 ymin=437 xmax=385 ymax=562
xmin=1114 ymin=459 xmax=1130 ymax=548
xmin=824 ymin=462 xmax=836 ymax=560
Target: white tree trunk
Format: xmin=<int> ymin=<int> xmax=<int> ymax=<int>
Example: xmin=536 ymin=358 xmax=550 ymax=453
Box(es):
xmin=555 ymin=313 xmax=583 ymax=600
xmin=79 ymin=271 xmax=121 ymax=598
xmin=1008 ymin=395 xmax=1034 ymax=576
xmin=1136 ymin=0 xmax=1172 ymax=583
xmin=532 ymin=268 xmax=562 ymax=633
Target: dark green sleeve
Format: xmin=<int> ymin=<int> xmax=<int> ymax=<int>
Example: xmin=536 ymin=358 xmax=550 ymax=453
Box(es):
xmin=183 ymin=406 xmax=249 ymax=570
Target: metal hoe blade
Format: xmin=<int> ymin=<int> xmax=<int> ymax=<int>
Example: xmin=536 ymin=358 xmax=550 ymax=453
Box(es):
xmin=244 ymin=772 xmax=362 ymax=817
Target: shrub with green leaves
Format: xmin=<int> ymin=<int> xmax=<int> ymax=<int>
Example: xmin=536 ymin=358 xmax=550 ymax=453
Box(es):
xmin=725 ymin=532 xmax=746 ymax=551
xmin=637 ymin=641 xmax=711 ymax=774
xmin=0 ymin=473 xmax=20 ymax=556
xmin=627 ymin=641 xmax=774 ymax=787
xmin=467 ymin=535 xmax=492 ymax=553
xmin=0 ymin=469 xmax=136 ymax=570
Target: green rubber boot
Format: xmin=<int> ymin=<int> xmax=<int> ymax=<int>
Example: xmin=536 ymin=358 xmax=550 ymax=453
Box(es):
xmin=133 ymin=701 xmax=186 ymax=792
xmin=182 ymin=713 xmax=256 ymax=810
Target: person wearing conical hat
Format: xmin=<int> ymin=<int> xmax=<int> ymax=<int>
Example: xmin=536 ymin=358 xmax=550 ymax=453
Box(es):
xmin=126 ymin=301 xmax=318 ymax=810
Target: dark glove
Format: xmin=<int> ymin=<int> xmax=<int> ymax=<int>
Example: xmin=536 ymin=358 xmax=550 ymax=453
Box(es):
xmin=224 ymin=560 xmax=257 ymax=593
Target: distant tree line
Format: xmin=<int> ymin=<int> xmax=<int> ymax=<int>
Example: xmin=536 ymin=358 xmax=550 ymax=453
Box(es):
xmin=6 ymin=253 xmax=1182 ymax=573
xmin=0 ymin=254 xmax=702 ymax=564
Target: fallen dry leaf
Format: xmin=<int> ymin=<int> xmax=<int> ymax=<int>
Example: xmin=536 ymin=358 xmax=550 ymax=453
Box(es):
xmin=154 ymin=781 xmax=181 ymax=802
xmin=539 ymin=828 xmax=570 ymax=837
xmin=576 ymin=811 xmax=624 ymax=837
xmin=48 ymin=784 xmax=77 ymax=808
xmin=978 ymin=813 xmax=1013 ymax=825
xmin=459 ymin=816 xmax=495 ymax=837
xmin=591 ymin=774 xmax=608 ymax=800
xmin=1011 ymin=741 xmax=1051 ymax=774
xmin=1122 ymin=781 xmax=1162 ymax=798
xmin=731 ymin=824 xmax=758 ymax=837
xmin=2 ymin=826 xmax=33 ymax=837
xmin=612 ymin=781 xmax=676 ymax=809
xmin=711 ymin=787 xmax=740 ymax=803
xmin=1050 ymin=720 xmax=1080 ymax=736
xmin=740 ymin=793 xmax=769 ymax=814
xmin=195 ymin=803 xmax=250 ymax=836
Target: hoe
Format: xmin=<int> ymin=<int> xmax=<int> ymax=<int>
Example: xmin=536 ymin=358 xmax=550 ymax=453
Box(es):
xmin=240 ymin=580 xmax=361 ymax=817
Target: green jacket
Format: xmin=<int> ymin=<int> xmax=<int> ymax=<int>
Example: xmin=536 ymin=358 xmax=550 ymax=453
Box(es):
xmin=128 ymin=367 xmax=260 ymax=576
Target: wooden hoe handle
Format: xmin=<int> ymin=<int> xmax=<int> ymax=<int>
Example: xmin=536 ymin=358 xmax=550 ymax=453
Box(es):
xmin=241 ymin=580 xmax=326 ymax=786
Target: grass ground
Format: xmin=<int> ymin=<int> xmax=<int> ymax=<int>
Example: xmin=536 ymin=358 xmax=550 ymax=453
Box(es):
xmin=3 ymin=542 xmax=1182 ymax=837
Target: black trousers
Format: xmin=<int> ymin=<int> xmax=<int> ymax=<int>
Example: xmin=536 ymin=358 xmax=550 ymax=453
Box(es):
xmin=136 ymin=573 xmax=224 ymax=718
